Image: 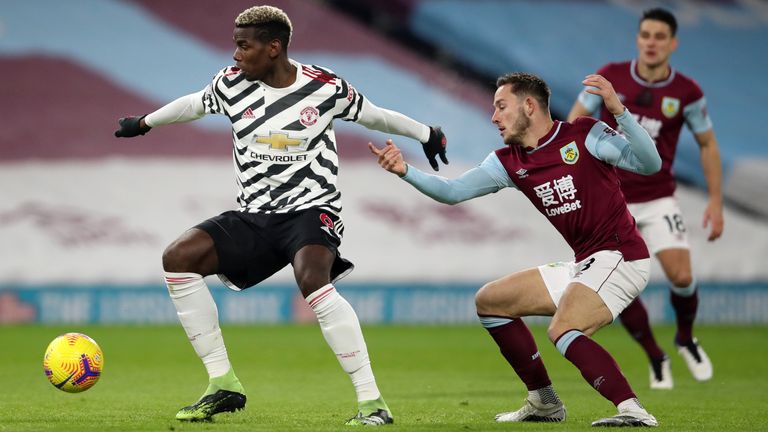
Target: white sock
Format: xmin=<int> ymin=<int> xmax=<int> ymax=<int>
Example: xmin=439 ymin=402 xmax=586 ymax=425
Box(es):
xmin=670 ymin=278 xmax=697 ymax=297
xmin=617 ymin=398 xmax=648 ymax=414
xmin=307 ymin=284 xmax=380 ymax=402
xmin=165 ymin=272 xmax=231 ymax=378
xmin=528 ymin=385 xmax=561 ymax=406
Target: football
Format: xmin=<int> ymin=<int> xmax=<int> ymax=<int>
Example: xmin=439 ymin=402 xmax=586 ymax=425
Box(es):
xmin=43 ymin=333 xmax=104 ymax=393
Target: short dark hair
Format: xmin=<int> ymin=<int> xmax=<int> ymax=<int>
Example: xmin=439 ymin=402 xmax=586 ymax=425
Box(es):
xmin=496 ymin=72 xmax=551 ymax=111
xmin=641 ymin=8 xmax=677 ymax=36
xmin=235 ymin=5 xmax=292 ymax=49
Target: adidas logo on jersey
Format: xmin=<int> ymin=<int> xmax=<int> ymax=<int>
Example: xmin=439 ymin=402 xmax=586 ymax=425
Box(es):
xmin=242 ymin=107 xmax=255 ymax=119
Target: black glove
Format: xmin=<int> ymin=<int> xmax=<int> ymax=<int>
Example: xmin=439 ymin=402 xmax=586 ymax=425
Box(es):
xmin=421 ymin=126 xmax=448 ymax=171
xmin=114 ymin=115 xmax=151 ymax=137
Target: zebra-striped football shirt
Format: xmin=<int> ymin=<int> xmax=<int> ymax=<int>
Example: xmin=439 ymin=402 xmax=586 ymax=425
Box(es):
xmin=202 ymin=59 xmax=365 ymax=216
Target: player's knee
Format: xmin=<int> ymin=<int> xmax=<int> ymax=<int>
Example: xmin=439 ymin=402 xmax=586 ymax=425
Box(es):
xmin=296 ymin=272 xmax=329 ymax=297
xmin=548 ymin=311 xmax=606 ymax=342
xmin=474 ymin=282 xmax=495 ymax=315
xmin=669 ymin=270 xmax=693 ymax=288
xmin=162 ymin=233 xmax=214 ymax=274
xmin=547 ymin=310 xmax=586 ymax=343
xmin=546 ymin=323 xmax=566 ymax=344
xmin=475 ymin=281 xmax=513 ymax=316
xmin=162 ymin=242 xmax=191 ymax=272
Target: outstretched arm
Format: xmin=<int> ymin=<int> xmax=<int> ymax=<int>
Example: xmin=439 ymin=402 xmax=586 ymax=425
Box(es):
xmin=368 ymin=139 xmax=509 ymax=204
xmin=356 ymin=99 xmax=429 ymax=141
xmin=357 ymin=99 xmax=448 ymax=171
xmin=114 ymin=89 xmax=207 ymax=138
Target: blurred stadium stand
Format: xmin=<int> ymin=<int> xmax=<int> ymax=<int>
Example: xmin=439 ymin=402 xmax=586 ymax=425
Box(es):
xmin=332 ymin=0 xmax=768 ymax=216
xmin=1 ymin=0 xmax=767 ymax=324
xmin=0 ymin=0 xmax=493 ymax=162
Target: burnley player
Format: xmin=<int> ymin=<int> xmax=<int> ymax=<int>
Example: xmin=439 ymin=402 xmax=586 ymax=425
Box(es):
xmin=370 ymin=72 xmax=661 ymax=427
xmin=568 ymin=8 xmax=722 ymax=389
xmin=114 ymin=5 xmax=448 ymax=425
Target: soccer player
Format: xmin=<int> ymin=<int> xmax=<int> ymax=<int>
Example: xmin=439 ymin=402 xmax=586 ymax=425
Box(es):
xmin=370 ymin=72 xmax=661 ymax=427
xmin=114 ymin=5 xmax=447 ymax=425
xmin=567 ymin=7 xmax=722 ymax=390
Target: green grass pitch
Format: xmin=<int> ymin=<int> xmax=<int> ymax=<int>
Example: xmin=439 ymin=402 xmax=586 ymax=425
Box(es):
xmin=1 ymin=324 xmax=766 ymax=431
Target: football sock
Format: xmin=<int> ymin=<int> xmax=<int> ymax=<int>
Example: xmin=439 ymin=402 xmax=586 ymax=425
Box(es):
xmin=165 ymin=272 xmax=231 ymax=379
xmin=617 ymin=397 xmax=649 ymax=414
xmin=555 ymin=330 xmax=636 ymax=406
xmin=307 ymin=284 xmax=381 ymax=402
xmin=670 ymin=280 xmax=698 ymax=344
xmin=479 ymin=316 xmax=552 ymax=390
xmin=358 ymin=397 xmax=391 ymax=415
xmin=528 ymin=385 xmax=562 ymax=407
xmin=618 ymin=298 xmax=666 ymax=361
xmin=203 ymin=367 xmax=245 ymax=397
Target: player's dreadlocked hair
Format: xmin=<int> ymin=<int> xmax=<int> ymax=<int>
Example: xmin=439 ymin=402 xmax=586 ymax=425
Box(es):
xmin=641 ymin=8 xmax=677 ymax=36
xmin=235 ymin=5 xmax=292 ymax=48
xmin=496 ymin=72 xmax=551 ymax=112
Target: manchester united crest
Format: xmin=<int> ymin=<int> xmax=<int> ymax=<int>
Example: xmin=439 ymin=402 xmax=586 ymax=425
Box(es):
xmin=300 ymin=106 xmax=319 ymax=126
xmin=661 ymin=96 xmax=680 ymax=118
xmin=560 ymin=141 xmax=579 ymax=165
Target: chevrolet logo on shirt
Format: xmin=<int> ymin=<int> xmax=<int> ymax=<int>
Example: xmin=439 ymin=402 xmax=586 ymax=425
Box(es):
xmin=255 ymin=132 xmax=306 ymax=151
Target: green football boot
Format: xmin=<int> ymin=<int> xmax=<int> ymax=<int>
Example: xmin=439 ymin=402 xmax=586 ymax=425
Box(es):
xmin=345 ymin=397 xmax=394 ymax=426
xmin=175 ymin=368 xmax=247 ymax=421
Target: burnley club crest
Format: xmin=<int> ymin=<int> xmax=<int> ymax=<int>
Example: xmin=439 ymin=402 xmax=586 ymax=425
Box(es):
xmin=560 ymin=141 xmax=579 ymax=165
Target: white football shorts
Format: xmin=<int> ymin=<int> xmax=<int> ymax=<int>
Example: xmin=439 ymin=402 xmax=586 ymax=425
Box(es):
xmin=538 ymin=250 xmax=651 ymax=320
xmin=627 ymin=196 xmax=690 ymax=254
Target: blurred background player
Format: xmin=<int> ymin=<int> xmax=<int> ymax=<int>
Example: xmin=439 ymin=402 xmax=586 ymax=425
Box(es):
xmin=114 ymin=4 xmax=447 ymax=425
xmin=370 ymin=72 xmax=661 ymax=427
xmin=567 ymin=7 xmax=723 ymax=389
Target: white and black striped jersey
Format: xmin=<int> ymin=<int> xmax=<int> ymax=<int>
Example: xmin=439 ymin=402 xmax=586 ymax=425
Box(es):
xmin=202 ymin=59 xmax=367 ymax=216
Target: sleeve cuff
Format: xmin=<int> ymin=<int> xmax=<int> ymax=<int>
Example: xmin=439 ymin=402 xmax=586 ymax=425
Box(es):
xmin=399 ymin=163 xmax=410 ymax=179
xmin=614 ymin=107 xmax=630 ymax=121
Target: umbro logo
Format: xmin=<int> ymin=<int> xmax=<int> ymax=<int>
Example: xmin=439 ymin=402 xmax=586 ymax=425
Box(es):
xmin=593 ymin=376 xmax=605 ymax=389
xmin=515 ymin=168 xmax=528 ymax=178
xmin=241 ymin=107 xmax=255 ymax=119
